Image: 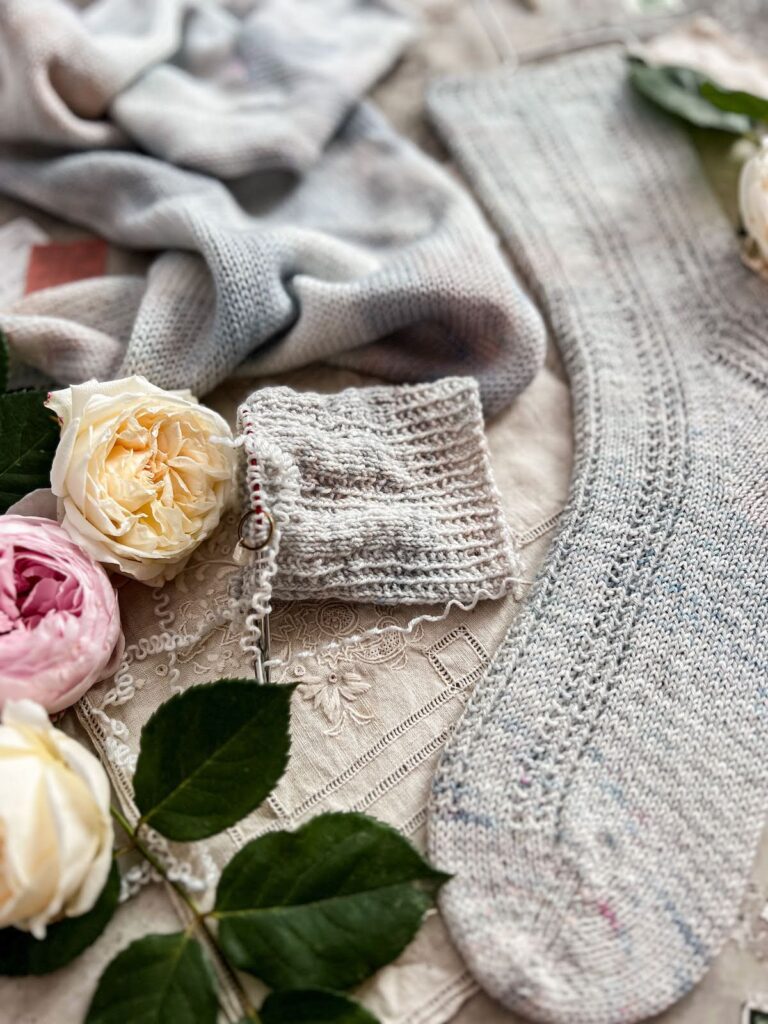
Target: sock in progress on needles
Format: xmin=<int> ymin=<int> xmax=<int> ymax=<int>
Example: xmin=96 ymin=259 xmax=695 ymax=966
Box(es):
xmin=237 ymin=377 xmax=518 ymax=605
xmin=427 ymin=51 xmax=768 ymax=1024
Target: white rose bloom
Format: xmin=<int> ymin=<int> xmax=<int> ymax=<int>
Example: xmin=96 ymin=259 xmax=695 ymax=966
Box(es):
xmin=0 ymin=701 xmax=113 ymax=938
xmin=47 ymin=376 xmax=237 ymax=584
xmin=740 ymin=140 xmax=768 ymax=264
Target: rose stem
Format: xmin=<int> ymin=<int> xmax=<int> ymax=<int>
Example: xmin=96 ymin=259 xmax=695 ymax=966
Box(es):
xmin=109 ymin=805 xmax=260 ymax=1022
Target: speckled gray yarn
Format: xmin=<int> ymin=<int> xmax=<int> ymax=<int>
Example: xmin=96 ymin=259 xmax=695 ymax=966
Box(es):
xmin=0 ymin=0 xmax=544 ymax=416
xmin=237 ymin=377 xmax=518 ymax=604
xmin=426 ymin=51 xmax=768 ymax=1024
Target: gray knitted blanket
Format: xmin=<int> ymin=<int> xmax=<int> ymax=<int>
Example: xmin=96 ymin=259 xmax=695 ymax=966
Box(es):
xmin=426 ymin=50 xmax=768 ymax=1023
xmin=0 ymin=0 xmax=544 ymax=415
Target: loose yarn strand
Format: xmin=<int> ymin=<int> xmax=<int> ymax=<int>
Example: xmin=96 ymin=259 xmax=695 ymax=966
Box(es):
xmin=235 ymin=415 xmax=301 ymax=677
xmin=262 ymin=571 xmax=533 ymax=670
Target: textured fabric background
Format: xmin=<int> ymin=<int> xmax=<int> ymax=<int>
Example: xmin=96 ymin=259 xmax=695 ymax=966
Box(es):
xmin=2 ymin=2 xmax=768 ymax=1024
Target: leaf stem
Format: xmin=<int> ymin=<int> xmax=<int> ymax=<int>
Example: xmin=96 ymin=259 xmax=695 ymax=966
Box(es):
xmin=109 ymin=805 xmax=261 ymax=1022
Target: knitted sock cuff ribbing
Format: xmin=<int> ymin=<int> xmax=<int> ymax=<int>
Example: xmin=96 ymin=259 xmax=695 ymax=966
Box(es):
xmin=237 ymin=377 xmax=518 ymax=605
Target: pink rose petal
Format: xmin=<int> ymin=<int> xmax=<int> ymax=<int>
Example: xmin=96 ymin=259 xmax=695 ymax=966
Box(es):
xmin=0 ymin=517 xmax=123 ymax=712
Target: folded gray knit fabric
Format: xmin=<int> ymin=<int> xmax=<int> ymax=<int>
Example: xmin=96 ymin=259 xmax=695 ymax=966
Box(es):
xmin=426 ymin=51 xmax=768 ymax=1024
xmin=0 ymin=0 xmax=545 ymax=416
xmin=237 ymin=377 xmax=517 ymax=604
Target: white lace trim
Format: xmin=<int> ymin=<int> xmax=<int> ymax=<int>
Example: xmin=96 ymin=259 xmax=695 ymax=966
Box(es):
xmin=117 ymin=825 xmax=219 ymax=903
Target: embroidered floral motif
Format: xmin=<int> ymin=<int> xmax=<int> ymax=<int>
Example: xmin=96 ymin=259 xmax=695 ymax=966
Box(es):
xmin=298 ymin=669 xmax=373 ymax=736
xmin=351 ymin=614 xmax=419 ymax=670
xmin=270 ymin=602 xmax=424 ymax=675
xmin=265 ymin=601 xmax=428 ymax=732
xmin=172 ymin=594 xmax=242 ymax=678
xmin=316 ymin=602 xmax=360 ymax=637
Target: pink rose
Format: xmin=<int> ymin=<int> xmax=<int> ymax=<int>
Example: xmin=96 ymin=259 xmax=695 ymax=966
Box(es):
xmin=0 ymin=516 xmax=123 ymax=712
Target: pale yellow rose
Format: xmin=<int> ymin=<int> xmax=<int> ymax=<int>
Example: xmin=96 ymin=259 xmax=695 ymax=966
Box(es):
xmin=47 ymin=377 xmax=237 ymax=584
xmin=0 ymin=700 xmax=113 ymax=938
xmin=740 ymin=140 xmax=768 ymax=265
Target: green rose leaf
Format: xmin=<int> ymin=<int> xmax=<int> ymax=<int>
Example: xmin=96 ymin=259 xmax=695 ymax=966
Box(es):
xmin=260 ymin=989 xmax=380 ymax=1024
xmin=85 ymin=932 xmax=217 ymax=1024
xmin=214 ymin=812 xmax=449 ymax=991
xmin=699 ymin=81 xmax=768 ymax=123
xmin=0 ymin=860 xmax=119 ymax=977
xmin=0 ymin=389 xmax=60 ymax=512
xmin=628 ymin=60 xmax=753 ymax=134
xmin=133 ymin=679 xmax=293 ymax=841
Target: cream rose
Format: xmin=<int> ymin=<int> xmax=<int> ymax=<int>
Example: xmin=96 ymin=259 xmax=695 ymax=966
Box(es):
xmin=740 ymin=140 xmax=768 ymax=265
xmin=0 ymin=700 xmax=113 ymax=938
xmin=47 ymin=377 xmax=237 ymax=584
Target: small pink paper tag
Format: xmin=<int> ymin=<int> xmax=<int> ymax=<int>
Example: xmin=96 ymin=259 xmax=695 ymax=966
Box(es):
xmin=0 ymin=217 xmax=49 ymax=307
xmin=25 ymin=238 xmax=108 ymax=294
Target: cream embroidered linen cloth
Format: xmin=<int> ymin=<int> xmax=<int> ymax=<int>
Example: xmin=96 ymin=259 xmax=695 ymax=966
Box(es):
xmin=5 ymin=1 xmax=768 ymax=1022
xmin=52 ymin=356 xmax=570 ymax=1024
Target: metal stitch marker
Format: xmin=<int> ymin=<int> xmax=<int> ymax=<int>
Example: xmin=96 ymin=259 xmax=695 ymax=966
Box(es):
xmin=256 ymin=614 xmax=272 ymax=685
xmin=237 ymin=508 xmax=275 ymax=684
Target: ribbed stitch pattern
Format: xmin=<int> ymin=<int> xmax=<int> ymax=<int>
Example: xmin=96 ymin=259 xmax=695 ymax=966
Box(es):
xmin=237 ymin=377 xmax=518 ymax=604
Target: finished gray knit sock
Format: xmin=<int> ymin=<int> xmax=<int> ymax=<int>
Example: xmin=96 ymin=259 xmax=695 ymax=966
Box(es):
xmin=426 ymin=52 xmax=768 ymax=1023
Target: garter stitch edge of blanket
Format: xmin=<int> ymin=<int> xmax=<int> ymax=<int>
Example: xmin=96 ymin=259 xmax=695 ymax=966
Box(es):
xmin=425 ymin=50 xmax=768 ymax=1024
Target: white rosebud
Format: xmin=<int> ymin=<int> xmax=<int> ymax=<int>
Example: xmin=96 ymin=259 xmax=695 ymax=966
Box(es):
xmin=739 ymin=140 xmax=768 ymax=264
xmin=0 ymin=701 xmax=113 ymax=938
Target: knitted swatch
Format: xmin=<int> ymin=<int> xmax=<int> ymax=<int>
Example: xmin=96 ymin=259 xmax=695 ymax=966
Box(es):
xmin=237 ymin=377 xmax=517 ymax=605
xmin=426 ymin=51 xmax=768 ymax=1023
